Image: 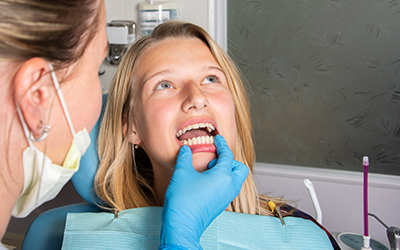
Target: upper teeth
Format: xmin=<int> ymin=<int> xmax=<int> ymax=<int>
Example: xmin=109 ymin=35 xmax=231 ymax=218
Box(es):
xmin=176 ymin=123 xmax=215 ymax=138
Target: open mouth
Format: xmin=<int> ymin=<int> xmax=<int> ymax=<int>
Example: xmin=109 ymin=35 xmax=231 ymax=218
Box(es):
xmin=176 ymin=123 xmax=218 ymax=145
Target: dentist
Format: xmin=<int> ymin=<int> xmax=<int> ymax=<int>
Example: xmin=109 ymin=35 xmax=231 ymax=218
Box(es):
xmin=0 ymin=0 xmax=248 ymax=249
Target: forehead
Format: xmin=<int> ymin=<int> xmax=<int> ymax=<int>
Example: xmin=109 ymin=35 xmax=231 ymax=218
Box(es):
xmin=133 ymin=37 xmax=218 ymax=84
xmin=149 ymin=36 xmax=209 ymax=52
xmin=133 ymin=38 xmax=219 ymax=93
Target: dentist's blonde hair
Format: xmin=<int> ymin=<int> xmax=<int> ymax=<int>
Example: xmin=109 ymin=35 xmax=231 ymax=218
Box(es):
xmin=96 ymin=21 xmax=286 ymax=215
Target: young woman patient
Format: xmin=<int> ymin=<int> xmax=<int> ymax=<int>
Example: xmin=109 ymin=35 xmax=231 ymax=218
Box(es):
xmin=95 ymin=21 xmax=340 ymax=249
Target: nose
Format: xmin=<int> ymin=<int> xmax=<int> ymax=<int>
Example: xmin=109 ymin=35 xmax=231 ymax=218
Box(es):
xmin=181 ymin=82 xmax=209 ymax=112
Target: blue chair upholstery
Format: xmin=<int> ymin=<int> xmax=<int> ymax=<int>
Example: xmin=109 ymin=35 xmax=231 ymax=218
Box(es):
xmin=70 ymin=94 xmax=106 ymax=205
xmin=21 ymin=203 xmax=102 ymax=250
xmin=21 ymin=94 xmax=108 ymax=250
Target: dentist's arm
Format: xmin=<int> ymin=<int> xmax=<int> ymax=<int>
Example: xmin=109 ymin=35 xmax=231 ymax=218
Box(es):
xmin=159 ymin=135 xmax=249 ymax=250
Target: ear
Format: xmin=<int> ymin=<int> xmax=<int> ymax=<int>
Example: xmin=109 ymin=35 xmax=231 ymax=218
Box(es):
xmin=13 ymin=58 xmax=55 ymax=138
xmin=124 ymin=122 xmax=142 ymax=145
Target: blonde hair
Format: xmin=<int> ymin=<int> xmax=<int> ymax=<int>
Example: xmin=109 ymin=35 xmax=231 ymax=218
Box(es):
xmin=96 ymin=21 xmax=289 ymax=216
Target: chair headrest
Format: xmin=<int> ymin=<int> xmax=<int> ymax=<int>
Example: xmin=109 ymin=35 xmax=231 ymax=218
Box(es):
xmin=71 ymin=94 xmax=108 ymax=205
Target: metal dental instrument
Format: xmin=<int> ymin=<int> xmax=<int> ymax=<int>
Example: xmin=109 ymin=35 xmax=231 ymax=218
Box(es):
xmin=268 ymin=200 xmax=285 ymax=226
xmin=369 ymin=213 xmax=400 ymax=250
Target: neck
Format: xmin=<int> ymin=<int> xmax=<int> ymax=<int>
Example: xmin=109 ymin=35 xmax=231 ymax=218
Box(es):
xmin=0 ymin=178 xmax=18 ymax=239
xmin=152 ymin=164 xmax=174 ymax=206
xmin=0 ymin=130 xmax=25 ymax=240
xmin=0 ymin=80 xmax=26 ymax=239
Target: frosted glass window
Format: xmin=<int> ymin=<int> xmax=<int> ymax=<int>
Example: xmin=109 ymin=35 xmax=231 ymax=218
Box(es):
xmin=227 ymin=0 xmax=400 ymax=175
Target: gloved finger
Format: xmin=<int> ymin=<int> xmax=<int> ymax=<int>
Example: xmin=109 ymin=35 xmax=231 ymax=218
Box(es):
xmin=208 ymin=159 xmax=217 ymax=169
xmin=231 ymin=160 xmax=249 ymax=185
xmin=213 ymin=135 xmax=234 ymax=168
xmin=174 ymin=145 xmax=193 ymax=171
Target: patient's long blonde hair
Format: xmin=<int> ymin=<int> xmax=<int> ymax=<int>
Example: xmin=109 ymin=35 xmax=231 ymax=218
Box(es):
xmin=95 ymin=21 xmax=288 ymax=215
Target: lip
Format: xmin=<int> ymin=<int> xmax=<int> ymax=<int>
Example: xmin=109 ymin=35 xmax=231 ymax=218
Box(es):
xmin=175 ymin=117 xmax=218 ymax=153
xmin=188 ymin=144 xmax=217 ymax=154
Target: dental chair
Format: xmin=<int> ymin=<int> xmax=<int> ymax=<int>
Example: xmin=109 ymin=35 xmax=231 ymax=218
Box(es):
xmin=21 ymin=94 xmax=108 ymax=250
xmin=20 ymin=93 xmax=339 ymax=250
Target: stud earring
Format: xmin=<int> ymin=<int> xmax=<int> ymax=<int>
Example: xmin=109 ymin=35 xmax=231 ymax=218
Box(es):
xmin=134 ymin=144 xmax=139 ymax=149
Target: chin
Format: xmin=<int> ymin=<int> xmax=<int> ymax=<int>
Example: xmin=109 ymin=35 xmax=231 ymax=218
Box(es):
xmin=192 ymin=152 xmax=217 ymax=173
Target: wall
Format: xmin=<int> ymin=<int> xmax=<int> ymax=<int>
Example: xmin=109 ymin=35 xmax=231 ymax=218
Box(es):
xmin=99 ymin=0 xmax=210 ymax=91
xmin=105 ymin=0 xmax=208 ymax=27
xmin=254 ymin=163 xmax=400 ymax=246
xmin=228 ymin=0 xmax=400 ymax=176
xmin=226 ymin=0 xmax=400 ymax=245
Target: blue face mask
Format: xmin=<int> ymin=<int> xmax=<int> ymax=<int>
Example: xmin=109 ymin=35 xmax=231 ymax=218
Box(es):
xmin=12 ymin=62 xmax=91 ymax=218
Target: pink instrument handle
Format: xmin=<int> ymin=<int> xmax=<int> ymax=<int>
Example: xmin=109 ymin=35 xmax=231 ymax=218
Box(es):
xmin=363 ymin=156 xmax=369 ymax=237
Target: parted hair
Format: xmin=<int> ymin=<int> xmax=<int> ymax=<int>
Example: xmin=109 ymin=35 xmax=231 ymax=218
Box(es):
xmin=95 ymin=21 xmax=289 ymax=216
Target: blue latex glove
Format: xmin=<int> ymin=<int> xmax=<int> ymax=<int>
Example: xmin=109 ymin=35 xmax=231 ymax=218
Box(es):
xmin=159 ymin=135 xmax=249 ymax=250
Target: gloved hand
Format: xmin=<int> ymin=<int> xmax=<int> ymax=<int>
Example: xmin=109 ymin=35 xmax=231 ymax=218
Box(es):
xmin=159 ymin=135 xmax=249 ymax=250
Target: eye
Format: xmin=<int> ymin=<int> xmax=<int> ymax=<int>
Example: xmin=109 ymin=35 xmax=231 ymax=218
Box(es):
xmin=203 ymin=76 xmax=219 ymax=84
xmin=155 ymin=81 xmax=173 ymax=90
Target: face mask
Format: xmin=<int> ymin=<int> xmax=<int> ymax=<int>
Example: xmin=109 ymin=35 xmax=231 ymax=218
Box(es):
xmin=12 ymin=62 xmax=91 ymax=218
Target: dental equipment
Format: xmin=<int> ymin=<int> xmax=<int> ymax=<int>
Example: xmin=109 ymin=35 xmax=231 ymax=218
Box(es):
xmin=303 ymin=178 xmax=322 ymax=224
xmin=105 ymin=20 xmax=136 ymax=65
xmin=361 ymin=156 xmax=371 ymax=250
xmin=333 ymin=156 xmax=390 ymax=250
xmin=268 ymin=200 xmax=285 ymax=226
xmin=139 ymin=1 xmax=177 ymax=36
xmin=369 ymin=213 xmax=400 ymax=250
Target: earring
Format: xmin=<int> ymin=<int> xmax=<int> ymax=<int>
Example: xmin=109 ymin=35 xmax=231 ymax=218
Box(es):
xmin=134 ymin=144 xmax=140 ymax=149
xmin=37 ymin=120 xmax=43 ymax=129
xmin=29 ymin=124 xmax=51 ymax=142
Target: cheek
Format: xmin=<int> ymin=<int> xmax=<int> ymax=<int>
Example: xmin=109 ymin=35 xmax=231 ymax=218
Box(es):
xmin=135 ymin=100 xmax=171 ymax=142
xmin=226 ymin=104 xmax=238 ymax=149
xmin=83 ymin=78 xmax=103 ymax=131
xmin=214 ymin=92 xmax=236 ymax=120
xmin=136 ymin=99 xmax=181 ymax=167
xmin=69 ymin=76 xmax=103 ymax=133
xmin=213 ymin=93 xmax=238 ymax=147
xmin=141 ymin=103 xmax=169 ymax=130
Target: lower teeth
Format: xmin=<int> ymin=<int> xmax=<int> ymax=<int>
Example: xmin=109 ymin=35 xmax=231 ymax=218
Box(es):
xmin=181 ymin=136 xmax=214 ymax=145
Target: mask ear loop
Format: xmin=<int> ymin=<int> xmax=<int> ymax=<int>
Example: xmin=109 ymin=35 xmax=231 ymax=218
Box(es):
xmin=14 ymin=62 xmax=76 ymax=210
xmin=15 ymin=101 xmax=34 ymax=148
xmin=31 ymin=62 xmax=75 ymax=209
xmin=15 ymin=94 xmax=48 ymax=209
xmin=47 ymin=62 xmax=76 ymax=137
xmin=49 ymin=62 xmax=90 ymax=156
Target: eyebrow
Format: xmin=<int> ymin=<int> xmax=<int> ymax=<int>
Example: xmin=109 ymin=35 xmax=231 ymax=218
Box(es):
xmin=142 ymin=69 xmax=177 ymax=86
xmin=201 ymin=65 xmax=224 ymax=74
xmin=142 ymin=65 xmax=225 ymax=86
